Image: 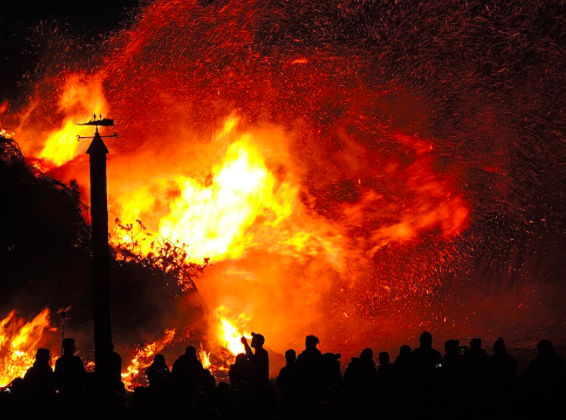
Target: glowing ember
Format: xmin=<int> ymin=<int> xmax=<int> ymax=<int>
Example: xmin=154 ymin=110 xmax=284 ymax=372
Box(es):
xmin=85 ymin=361 xmax=96 ymax=373
xmin=0 ymin=309 xmax=53 ymax=387
xmin=121 ymin=328 xmax=175 ymax=391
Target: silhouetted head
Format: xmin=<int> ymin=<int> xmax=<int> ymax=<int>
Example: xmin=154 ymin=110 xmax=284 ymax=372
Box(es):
xmin=444 ymin=339 xmax=460 ymax=355
xmin=195 ymin=391 xmax=209 ymax=407
xmin=235 ymin=353 xmax=247 ymax=365
xmin=62 ymin=338 xmax=76 ymax=355
xmin=153 ymin=354 xmax=166 ymax=366
xmin=251 ymin=332 xmax=265 ymax=348
xmin=360 ymin=348 xmax=373 ymax=361
xmin=470 ymin=338 xmax=482 ymax=351
xmin=379 ymin=352 xmax=390 ymax=365
xmin=185 ymin=346 xmax=197 ymax=358
xmin=493 ymin=337 xmax=507 ymax=355
xmin=323 ymin=352 xmax=341 ymax=363
xmin=285 ymin=349 xmax=296 ymax=364
xmin=146 ymin=368 xmax=162 ymax=386
xmin=234 ymin=380 xmax=249 ymax=391
xmin=419 ymin=331 xmax=433 ymax=348
xmin=537 ymin=339 xmax=555 ymax=359
xmin=35 ymin=348 xmax=51 ymax=365
xmin=217 ymin=381 xmax=230 ymax=394
xmin=400 ymin=345 xmax=411 ymax=357
xmin=305 ymin=335 xmax=320 ymax=350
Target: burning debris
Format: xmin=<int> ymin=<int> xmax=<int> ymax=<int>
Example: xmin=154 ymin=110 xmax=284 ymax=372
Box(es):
xmin=0 ymin=309 xmax=54 ymax=387
xmin=121 ymin=328 xmax=176 ymax=390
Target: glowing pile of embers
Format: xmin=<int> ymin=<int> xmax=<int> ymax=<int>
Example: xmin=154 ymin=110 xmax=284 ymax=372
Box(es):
xmin=0 ymin=306 xmax=250 ymax=390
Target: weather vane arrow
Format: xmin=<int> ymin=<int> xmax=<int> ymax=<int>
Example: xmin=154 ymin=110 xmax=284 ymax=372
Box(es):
xmin=76 ymin=114 xmax=118 ymax=141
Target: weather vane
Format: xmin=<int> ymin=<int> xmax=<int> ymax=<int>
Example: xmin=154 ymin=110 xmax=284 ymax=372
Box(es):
xmin=76 ymin=114 xmax=118 ymax=140
xmin=76 ymin=113 xmax=116 ymax=384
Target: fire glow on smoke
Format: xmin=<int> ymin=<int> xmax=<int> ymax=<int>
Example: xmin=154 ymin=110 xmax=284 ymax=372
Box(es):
xmin=0 ymin=74 xmax=468 ymax=386
xmin=8 ymin=0 xmax=562 ymax=387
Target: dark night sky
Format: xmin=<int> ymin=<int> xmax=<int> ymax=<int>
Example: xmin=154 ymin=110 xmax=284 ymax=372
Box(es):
xmin=0 ymin=1 xmax=139 ymax=97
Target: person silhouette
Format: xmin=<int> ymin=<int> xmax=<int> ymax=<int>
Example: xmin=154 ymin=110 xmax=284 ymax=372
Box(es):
xmin=146 ymin=354 xmax=170 ymax=378
xmin=344 ymin=347 xmax=375 ymax=393
xmin=410 ymin=331 xmax=442 ymax=380
xmin=172 ymin=346 xmax=204 ymax=396
xmin=441 ymin=339 xmax=462 ymax=373
xmin=376 ymin=351 xmax=394 ymax=380
xmin=374 ymin=351 xmax=396 ymax=407
xmin=54 ymin=337 xmax=85 ymax=400
xmin=469 ymin=338 xmax=489 ymax=365
xmin=145 ymin=368 xmax=162 ymax=394
xmin=241 ymin=332 xmax=269 ymax=387
xmin=24 ymin=348 xmax=56 ymax=402
xmin=109 ymin=343 xmax=125 ymax=393
xmin=488 ymin=337 xmax=517 ymax=389
xmin=526 ymin=339 xmax=565 ymax=389
xmin=296 ymin=335 xmax=323 ymax=368
xmin=296 ymin=335 xmax=324 ymax=399
xmin=229 ymin=353 xmax=250 ymax=388
xmin=277 ymin=349 xmax=300 ymax=418
xmin=393 ymin=344 xmax=412 ymax=387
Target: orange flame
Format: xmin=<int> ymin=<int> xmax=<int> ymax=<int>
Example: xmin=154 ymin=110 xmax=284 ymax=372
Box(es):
xmin=0 ymin=74 xmax=109 ymax=168
xmin=215 ymin=305 xmax=251 ymax=357
xmin=39 ymin=75 xmax=108 ymax=166
xmin=0 ymin=309 xmax=53 ymax=387
xmin=121 ymin=328 xmax=175 ymax=391
xmin=0 ymin=128 xmax=15 ymax=139
xmin=113 ymin=115 xmax=325 ymax=264
xmin=199 ymin=344 xmax=211 ymax=370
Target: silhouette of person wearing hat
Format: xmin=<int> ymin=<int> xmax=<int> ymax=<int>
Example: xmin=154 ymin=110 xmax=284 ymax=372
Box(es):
xmin=241 ymin=332 xmax=269 ymax=387
xmin=55 ymin=337 xmax=85 ymax=400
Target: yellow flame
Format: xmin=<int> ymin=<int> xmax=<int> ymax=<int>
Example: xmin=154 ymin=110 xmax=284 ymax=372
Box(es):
xmin=38 ymin=74 xmax=109 ymax=166
xmin=157 ymin=121 xmax=295 ymax=262
xmin=199 ymin=344 xmax=211 ymax=369
xmin=0 ymin=309 xmax=53 ymax=387
xmin=0 ymin=128 xmax=15 ymax=139
xmin=121 ymin=328 xmax=175 ymax=391
xmin=215 ymin=305 xmax=251 ymax=356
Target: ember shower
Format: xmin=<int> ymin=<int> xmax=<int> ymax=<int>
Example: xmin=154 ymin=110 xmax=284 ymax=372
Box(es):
xmin=1 ymin=0 xmax=566 ymax=382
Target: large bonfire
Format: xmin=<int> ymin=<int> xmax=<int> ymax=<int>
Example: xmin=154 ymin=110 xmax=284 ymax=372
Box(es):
xmin=2 ymin=0 xmax=566 ymax=388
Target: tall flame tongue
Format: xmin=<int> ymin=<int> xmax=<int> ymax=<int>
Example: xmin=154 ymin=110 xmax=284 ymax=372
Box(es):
xmin=115 ymin=115 xmax=303 ymax=263
xmin=199 ymin=345 xmax=211 ymax=370
xmin=6 ymin=73 xmax=109 ymax=169
xmin=0 ymin=309 xmax=53 ymax=387
xmin=121 ymin=328 xmax=176 ymax=391
xmin=215 ymin=305 xmax=251 ymax=357
xmin=38 ymin=75 xmax=109 ymax=167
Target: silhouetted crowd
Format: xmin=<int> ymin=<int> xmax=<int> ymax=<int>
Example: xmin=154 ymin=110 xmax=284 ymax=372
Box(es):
xmin=1 ymin=332 xmax=565 ymax=419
